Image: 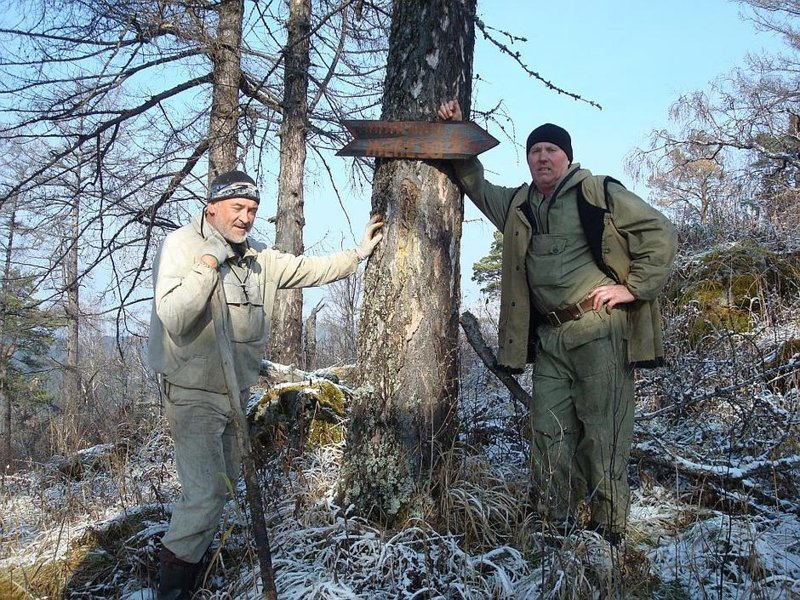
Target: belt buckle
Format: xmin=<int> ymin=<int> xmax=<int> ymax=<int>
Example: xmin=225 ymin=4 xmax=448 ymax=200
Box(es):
xmin=548 ymin=312 xmax=562 ymax=326
xmin=568 ymin=303 xmax=584 ymax=321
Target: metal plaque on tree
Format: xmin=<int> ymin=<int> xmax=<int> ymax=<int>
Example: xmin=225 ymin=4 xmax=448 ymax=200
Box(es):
xmin=337 ymin=120 xmax=499 ymax=160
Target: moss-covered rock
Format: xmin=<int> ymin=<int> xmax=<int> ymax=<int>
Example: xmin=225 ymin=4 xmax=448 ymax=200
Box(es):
xmin=665 ymin=243 xmax=800 ymax=347
xmin=249 ymin=379 xmax=349 ymax=456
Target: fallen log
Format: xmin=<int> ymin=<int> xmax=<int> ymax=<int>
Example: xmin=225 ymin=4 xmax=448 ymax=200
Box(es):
xmin=631 ymin=441 xmax=800 ymax=515
xmin=260 ymin=359 xmax=355 ymax=386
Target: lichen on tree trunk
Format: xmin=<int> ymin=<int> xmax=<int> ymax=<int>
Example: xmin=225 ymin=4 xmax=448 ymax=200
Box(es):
xmin=340 ymin=0 xmax=476 ymax=525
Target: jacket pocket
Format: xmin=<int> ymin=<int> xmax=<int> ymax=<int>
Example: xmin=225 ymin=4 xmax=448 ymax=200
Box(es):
xmin=165 ymin=355 xmax=211 ymax=389
xmin=528 ymin=235 xmax=568 ymax=287
xmin=224 ymin=279 xmax=265 ymax=343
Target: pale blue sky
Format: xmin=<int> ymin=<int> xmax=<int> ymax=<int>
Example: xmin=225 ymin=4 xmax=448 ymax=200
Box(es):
xmin=470 ymin=0 xmax=780 ymax=189
xmin=7 ymin=1 xmax=786 ymax=326
xmin=260 ymin=1 xmax=786 ymax=310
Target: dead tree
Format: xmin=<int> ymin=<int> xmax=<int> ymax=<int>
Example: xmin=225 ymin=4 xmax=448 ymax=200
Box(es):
xmin=303 ymin=299 xmax=325 ymax=370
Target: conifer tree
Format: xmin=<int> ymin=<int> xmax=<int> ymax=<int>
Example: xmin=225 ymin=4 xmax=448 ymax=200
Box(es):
xmin=472 ymin=230 xmax=503 ymax=299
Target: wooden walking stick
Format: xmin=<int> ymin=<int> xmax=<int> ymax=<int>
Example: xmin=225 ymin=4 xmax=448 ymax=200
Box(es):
xmin=210 ymin=276 xmax=278 ymax=600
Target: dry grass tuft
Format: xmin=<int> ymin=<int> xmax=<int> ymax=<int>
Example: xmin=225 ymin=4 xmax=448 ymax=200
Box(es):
xmin=438 ymin=449 xmax=529 ymax=552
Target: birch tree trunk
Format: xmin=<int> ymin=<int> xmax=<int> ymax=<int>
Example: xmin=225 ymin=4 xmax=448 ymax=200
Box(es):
xmin=341 ymin=0 xmax=476 ymax=525
xmin=208 ymin=0 xmax=245 ymax=178
xmin=269 ymin=0 xmax=311 ymax=366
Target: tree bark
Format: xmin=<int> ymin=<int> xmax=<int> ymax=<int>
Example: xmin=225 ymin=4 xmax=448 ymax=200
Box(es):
xmin=63 ymin=165 xmax=81 ymax=429
xmin=208 ymin=0 xmax=245 ymax=179
xmin=269 ymin=0 xmax=311 ymax=367
xmin=0 ymin=194 xmax=18 ymax=470
xmin=342 ymin=0 xmax=476 ymax=525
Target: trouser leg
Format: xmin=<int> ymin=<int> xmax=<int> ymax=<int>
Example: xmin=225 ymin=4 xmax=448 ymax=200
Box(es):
xmin=568 ymin=309 xmax=634 ymax=534
xmin=161 ymin=385 xmax=247 ymax=564
xmin=533 ymin=308 xmax=633 ymax=534
xmin=530 ymin=348 xmax=585 ymax=525
xmin=575 ymin=366 xmax=634 ymax=533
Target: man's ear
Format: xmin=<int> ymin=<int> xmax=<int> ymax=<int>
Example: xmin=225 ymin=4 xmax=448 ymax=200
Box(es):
xmin=205 ymin=202 xmax=216 ymax=218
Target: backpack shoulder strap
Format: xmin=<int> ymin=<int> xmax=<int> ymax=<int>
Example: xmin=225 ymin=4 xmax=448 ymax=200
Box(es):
xmin=577 ymin=175 xmax=628 ymax=283
xmin=512 ymin=183 xmax=536 ymax=229
xmin=602 ymin=176 xmax=624 ymax=210
xmin=581 ymin=175 xmax=624 ymax=210
xmin=577 ymin=177 xmax=608 ymax=270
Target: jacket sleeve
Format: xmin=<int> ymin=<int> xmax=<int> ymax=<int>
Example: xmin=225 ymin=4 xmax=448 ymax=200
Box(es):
xmin=263 ymin=248 xmax=360 ymax=289
xmin=152 ymin=236 xmax=217 ymax=336
xmin=452 ymin=158 xmax=520 ymax=231
xmin=608 ymin=182 xmax=677 ymax=301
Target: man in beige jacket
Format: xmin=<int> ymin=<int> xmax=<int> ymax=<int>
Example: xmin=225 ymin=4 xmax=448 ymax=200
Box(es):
xmin=148 ymin=170 xmax=383 ymax=599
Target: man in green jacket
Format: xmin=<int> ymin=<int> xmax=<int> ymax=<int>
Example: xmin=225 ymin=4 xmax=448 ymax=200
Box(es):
xmin=438 ymin=100 xmax=676 ymax=544
xmin=148 ymin=170 xmax=383 ymax=599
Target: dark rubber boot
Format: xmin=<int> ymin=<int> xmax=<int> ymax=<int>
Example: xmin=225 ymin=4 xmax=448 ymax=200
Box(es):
xmin=158 ymin=545 xmax=202 ymax=600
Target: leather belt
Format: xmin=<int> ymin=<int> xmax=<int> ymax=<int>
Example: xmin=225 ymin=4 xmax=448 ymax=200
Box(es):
xmin=544 ymin=297 xmax=595 ymax=327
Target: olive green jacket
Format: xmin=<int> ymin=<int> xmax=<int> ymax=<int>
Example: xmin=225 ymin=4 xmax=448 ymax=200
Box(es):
xmin=148 ymin=213 xmax=359 ymax=393
xmin=454 ymin=158 xmax=677 ymax=371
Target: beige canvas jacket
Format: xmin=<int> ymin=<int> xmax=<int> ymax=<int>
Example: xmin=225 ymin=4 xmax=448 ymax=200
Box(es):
xmin=148 ymin=213 xmax=359 ymax=393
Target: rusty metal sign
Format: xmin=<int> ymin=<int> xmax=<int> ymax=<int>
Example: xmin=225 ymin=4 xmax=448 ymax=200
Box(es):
xmin=337 ymin=120 xmax=499 ymax=159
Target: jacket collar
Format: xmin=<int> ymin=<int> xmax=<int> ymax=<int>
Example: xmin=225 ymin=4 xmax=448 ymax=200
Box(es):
xmin=191 ymin=212 xmax=257 ymax=260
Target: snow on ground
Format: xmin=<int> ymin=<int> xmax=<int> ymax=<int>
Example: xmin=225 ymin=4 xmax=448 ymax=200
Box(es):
xmin=648 ymin=512 xmax=800 ymax=599
xmin=2 ymin=369 xmax=800 ymax=598
xmin=4 ymin=431 xmax=799 ymax=599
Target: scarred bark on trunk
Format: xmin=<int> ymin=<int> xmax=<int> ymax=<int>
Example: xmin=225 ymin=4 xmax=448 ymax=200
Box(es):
xmin=208 ymin=0 xmax=244 ymax=179
xmin=341 ymin=0 xmax=476 ymax=525
xmin=269 ymin=0 xmax=311 ymax=366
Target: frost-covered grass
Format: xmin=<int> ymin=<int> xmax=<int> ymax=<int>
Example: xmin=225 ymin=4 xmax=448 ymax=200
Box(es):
xmin=2 ymin=324 xmax=800 ymax=598
xmin=2 ymin=413 xmax=799 ymax=599
xmin=648 ymin=512 xmax=800 ymax=599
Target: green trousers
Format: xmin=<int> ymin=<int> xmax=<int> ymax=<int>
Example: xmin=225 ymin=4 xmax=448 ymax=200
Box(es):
xmin=530 ymin=307 xmax=634 ymax=533
xmin=161 ymin=383 xmax=247 ymax=563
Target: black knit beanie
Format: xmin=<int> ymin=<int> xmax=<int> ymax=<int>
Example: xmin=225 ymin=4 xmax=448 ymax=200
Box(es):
xmin=208 ymin=170 xmax=260 ymax=203
xmin=525 ymin=124 xmax=573 ymax=163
